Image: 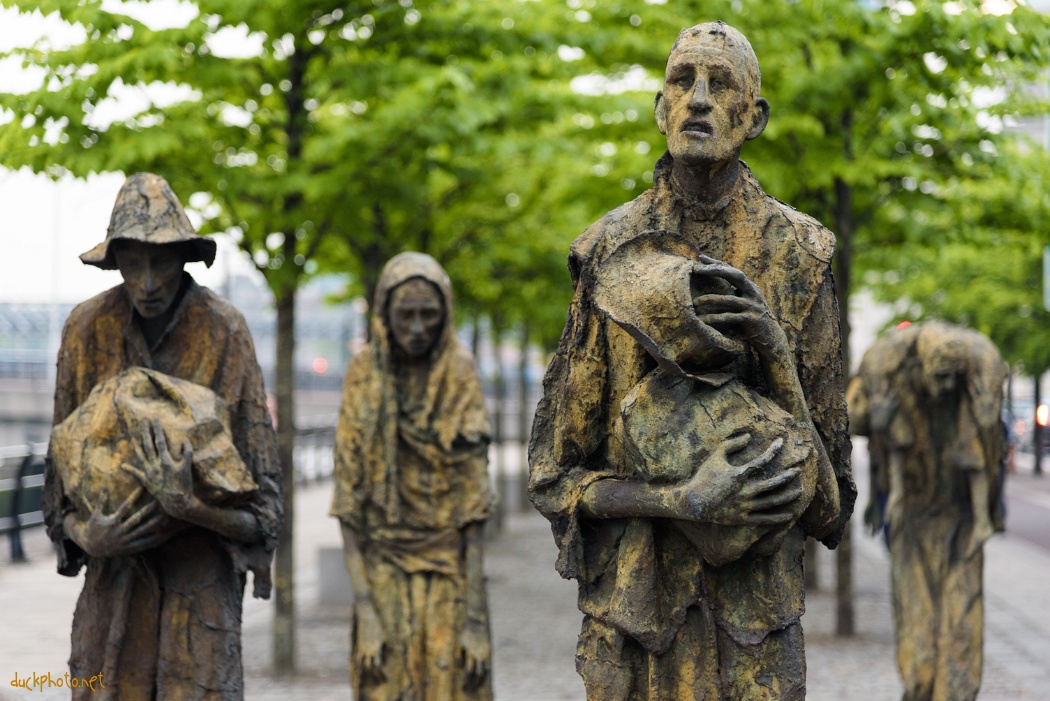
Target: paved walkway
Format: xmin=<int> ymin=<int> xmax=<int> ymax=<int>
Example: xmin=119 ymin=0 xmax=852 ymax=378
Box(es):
xmin=3 ymin=441 xmax=1049 ymax=699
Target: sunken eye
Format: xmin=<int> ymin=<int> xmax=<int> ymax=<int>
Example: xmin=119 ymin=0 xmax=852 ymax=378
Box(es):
xmin=671 ymin=73 xmax=693 ymax=89
xmin=709 ymin=73 xmax=735 ymax=92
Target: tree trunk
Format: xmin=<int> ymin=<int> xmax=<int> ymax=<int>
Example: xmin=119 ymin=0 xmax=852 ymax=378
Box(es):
xmin=272 ymin=282 xmax=297 ymax=673
xmin=1035 ymin=374 xmax=1043 ymax=476
xmin=833 ymin=157 xmax=855 ymax=636
xmin=472 ymin=315 xmax=481 ymax=359
xmin=491 ymin=324 xmax=505 ymax=532
xmin=272 ymin=35 xmax=308 ymax=674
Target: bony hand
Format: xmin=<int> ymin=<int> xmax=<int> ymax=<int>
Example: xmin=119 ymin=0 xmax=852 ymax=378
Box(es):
xmin=354 ymin=601 xmax=386 ymax=683
xmin=64 ymin=486 xmax=170 ymax=558
xmin=122 ymin=418 xmax=197 ymax=520
xmin=672 ymin=433 xmax=805 ymax=527
xmin=460 ymin=617 xmax=491 ymax=690
xmin=690 ymin=258 xmax=788 ymax=357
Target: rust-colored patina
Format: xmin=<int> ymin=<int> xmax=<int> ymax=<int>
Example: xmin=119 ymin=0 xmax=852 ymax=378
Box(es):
xmin=528 ymin=22 xmax=854 ymax=700
xmin=848 ymin=321 xmax=1005 ymax=701
xmin=43 ymin=173 xmax=282 ymax=701
xmin=330 ymin=252 xmax=495 ymax=700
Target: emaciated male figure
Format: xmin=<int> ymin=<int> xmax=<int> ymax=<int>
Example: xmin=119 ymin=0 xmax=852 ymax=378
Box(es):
xmin=847 ymin=321 xmax=1005 ymax=701
xmin=529 ymin=22 xmax=855 ymax=700
xmin=331 ymin=252 xmax=495 ymax=700
xmin=43 ymin=172 xmax=283 ymax=700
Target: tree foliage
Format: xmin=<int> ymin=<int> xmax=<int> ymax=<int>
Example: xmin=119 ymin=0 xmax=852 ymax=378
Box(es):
xmin=528 ymin=0 xmax=1050 ymax=365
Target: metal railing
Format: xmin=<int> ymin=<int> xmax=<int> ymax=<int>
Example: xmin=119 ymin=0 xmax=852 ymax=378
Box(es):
xmin=0 ymin=442 xmax=48 ymax=563
xmin=294 ymin=416 xmax=337 ymax=483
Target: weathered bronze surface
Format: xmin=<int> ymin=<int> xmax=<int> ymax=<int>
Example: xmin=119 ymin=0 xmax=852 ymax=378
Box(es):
xmin=848 ymin=321 xmax=1005 ymax=701
xmin=43 ymin=172 xmax=283 ymax=700
xmin=528 ymin=22 xmax=855 ymax=700
xmin=330 ymin=252 xmax=496 ymax=700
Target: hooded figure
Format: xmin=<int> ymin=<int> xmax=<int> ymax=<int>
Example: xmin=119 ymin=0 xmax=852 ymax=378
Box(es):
xmin=43 ymin=172 xmax=282 ymax=701
xmin=331 ymin=252 xmax=495 ymax=701
xmin=848 ymin=321 xmax=1005 ymax=701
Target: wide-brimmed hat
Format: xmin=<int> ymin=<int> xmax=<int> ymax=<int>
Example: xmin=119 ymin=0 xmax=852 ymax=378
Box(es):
xmin=79 ymin=172 xmax=216 ymax=269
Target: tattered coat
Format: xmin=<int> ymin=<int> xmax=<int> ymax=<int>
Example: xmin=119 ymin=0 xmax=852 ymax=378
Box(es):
xmin=44 ymin=276 xmax=282 ymax=701
xmin=529 ymin=153 xmax=855 ymax=700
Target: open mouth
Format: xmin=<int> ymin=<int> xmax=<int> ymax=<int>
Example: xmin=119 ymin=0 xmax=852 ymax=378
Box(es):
xmin=682 ymin=120 xmax=714 ymax=137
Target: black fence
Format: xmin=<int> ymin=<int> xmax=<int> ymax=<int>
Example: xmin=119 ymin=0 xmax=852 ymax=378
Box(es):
xmin=0 ymin=442 xmax=47 ymax=563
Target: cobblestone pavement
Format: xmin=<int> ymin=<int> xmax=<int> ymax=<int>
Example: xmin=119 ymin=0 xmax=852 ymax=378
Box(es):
xmin=3 ymin=441 xmax=1049 ymax=700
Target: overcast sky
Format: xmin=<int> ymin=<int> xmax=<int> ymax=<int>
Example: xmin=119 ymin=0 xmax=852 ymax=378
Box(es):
xmin=0 ymin=3 xmax=253 ymax=305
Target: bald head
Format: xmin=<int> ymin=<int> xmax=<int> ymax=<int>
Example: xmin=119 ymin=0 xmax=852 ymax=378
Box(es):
xmin=668 ymin=22 xmax=761 ymax=100
xmin=655 ymin=21 xmax=769 ymax=169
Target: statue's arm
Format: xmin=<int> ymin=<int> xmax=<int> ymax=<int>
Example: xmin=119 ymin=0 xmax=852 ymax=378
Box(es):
xmin=340 ymin=522 xmax=386 ymax=678
xmin=794 ymin=271 xmax=854 ymax=545
xmin=690 ymin=259 xmax=843 ymax=536
xmin=233 ymin=326 xmax=284 ymax=546
xmin=120 ymin=417 xmax=264 ymax=543
xmin=45 ymin=320 xmax=90 ymax=574
xmin=460 ymin=521 xmax=491 ymax=687
xmin=580 ymin=432 xmax=803 ymax=526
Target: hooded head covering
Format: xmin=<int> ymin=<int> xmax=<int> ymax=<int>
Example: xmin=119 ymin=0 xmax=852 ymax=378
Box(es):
xmin=371 ymin=252 xmax=456 ymax=364
xmin=333 ymin=252 xmax=491 ymax=527
xmin=80 ymin=172 xmax=216 ymax=270
xmin=916 ymin=321 xmax=1006 ymax=430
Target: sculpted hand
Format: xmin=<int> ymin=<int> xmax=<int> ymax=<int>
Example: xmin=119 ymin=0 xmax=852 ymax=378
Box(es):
xmin=672 ymin=433 xmax=805 ymax=527
xmin=64 ymin=486 xmax=171 ymax=558
xmin=460 ymin=619 xmax=491 ymax=690
xmin=354 ymin=601 xmax=386 ymax=683
xmin=122 ymin=419 xmax=197 ymax=520
xmin=691 ymin=258 xmax=789 ymax=360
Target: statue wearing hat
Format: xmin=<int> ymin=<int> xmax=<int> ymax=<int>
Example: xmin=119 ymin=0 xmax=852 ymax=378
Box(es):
xmin=847 ymin=321 xmax=1005 ymax=701
xmin=43 ymin=172 xmax=283 ymax=700
xmin=528 ymin=22 xmax=854 ymax=699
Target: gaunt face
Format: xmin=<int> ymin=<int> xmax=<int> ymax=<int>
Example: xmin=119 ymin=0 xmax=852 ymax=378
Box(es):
xmin=388 ymin=278 xmax=444 ymax=358
xmin=113 ymin=240 xmax=186 ymax=319
xmin=656 ymin=29 xmax=768 ymax=168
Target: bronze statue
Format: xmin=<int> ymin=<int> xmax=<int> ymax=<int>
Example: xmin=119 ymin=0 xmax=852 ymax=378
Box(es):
xmin=330 ymin=252 xmax=495 ymax=700
xmin=43 ymin=172 xmax=283 ymax=700
xmin=528 ymin=22 xmax=855 ymax=700
xmin=847 ymin=321 xmax=1005 ymax=701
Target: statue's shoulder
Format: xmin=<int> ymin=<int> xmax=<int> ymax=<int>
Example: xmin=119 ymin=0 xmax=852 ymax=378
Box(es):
xmin=64 ymin=285 xmax=126 ymax=335
xmin=340 ymin=345 xmax=373 ymax=384
xmin=193 ymin=285 xmax=251 ymax=335
xmin=569 ymin=190 xmax=657 ymax=282
xmin=449 ymin=340 xmax=481 ymax=373
xmin=740 ymin=164 xmax=835 ymax=264
xmin=765 ymin=194 xmax=836 ymax=264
